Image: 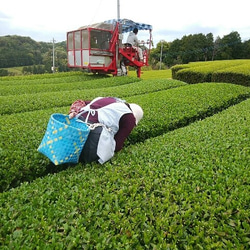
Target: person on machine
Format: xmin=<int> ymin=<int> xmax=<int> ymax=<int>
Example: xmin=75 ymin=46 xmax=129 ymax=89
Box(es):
xmin=126 ymin=28 xmax=143 ymax=61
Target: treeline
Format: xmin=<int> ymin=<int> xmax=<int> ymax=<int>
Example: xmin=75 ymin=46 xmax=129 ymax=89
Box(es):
xmin=150 ymin=31 xmax=250 ymax=69
xmin=0 ymin=35 xmax=68 ymax=75
xmin=1 ymin=31 xmax=250 ymax=75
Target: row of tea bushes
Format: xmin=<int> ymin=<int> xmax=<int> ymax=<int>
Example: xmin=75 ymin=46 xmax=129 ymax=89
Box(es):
xmin=1 ymin=98 xmax=249 ymax=248
xmin=171 ymin=60 xmax=248 ymax=77
xmin=128 ymin=69 xmax=172 ymax=79
xmin=0 ymin=71 xmax=101 ymax=84
xmin=125 ymin=83 xmax=250 ymax=143
xmin=171 ymin=59 xmax=250 ymax=86
xmin=0 ymin=75 xmax=140 ymax=96
xmin=1 ymin=82 xmax=249 ymax=191
xmin=212 ymin=63 xmax=250 ymax=86
xmin=0 ymin=78 xmax=186 ymax=115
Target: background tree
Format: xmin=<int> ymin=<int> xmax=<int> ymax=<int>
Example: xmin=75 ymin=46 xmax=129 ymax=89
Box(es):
xmin=180 ymin=33 xmax=214 ymax=63
xmin=167 ymin=39 xmax=183 ymax=65
xmin=0 ymin=36 xmax=43 ymax=67
xmin=204 ymin=33 xmax=214 ymax=61
xmin=212 ymin=36 xmax=221 ymax=61
xmin=214 ymin=31 xmax=243 ymax=60
xmin=42 ymin=41 xmax=67 ymax=72
xmin=149 ymin=40 xmax=170 ymax=69
xmin=242 ymin=39 xmax=250 ymax=58
xmin=1 ymin=31 xmax=250 ymax=75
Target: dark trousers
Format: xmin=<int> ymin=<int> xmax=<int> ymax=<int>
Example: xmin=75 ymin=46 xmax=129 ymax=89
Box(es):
xmin=79 ymin=126 xmax=103 ymax=164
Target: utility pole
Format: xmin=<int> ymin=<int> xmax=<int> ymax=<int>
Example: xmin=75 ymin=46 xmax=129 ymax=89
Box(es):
xmin=160 ymin=41 xmax=163 ymax=70
xmin=52 ymin=38 xmax=56 ymax=73
xmin=116 ymin=0 xmax=121 ymax=75
xmin=117 ymin=0 xmax=120 ymax=19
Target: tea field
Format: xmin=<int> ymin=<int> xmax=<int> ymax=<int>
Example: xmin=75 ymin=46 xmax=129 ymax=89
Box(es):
xmin=172 ymin=59 xmax=250 ymax=87
xmin=0 ymin=68 xmax=250 ymax=249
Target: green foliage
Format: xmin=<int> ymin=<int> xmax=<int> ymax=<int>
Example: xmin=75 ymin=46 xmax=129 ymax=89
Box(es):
xmin=0 ymin=76 xmax=180 ymax=115
xmin=215 ymin=31 xmax=243 ymax=60
xmin=129 ymin=69 xmax=172 ymax=79
xmin=0 ymin=69 xmax=8 ymax=76
xmin=171 ymin=64 xmax=190 ymax=79
xmin=125 ymin=83 xmax=250 ymax=143
xmin=0 ymin=36 xmax=44 ymax=68
xmin=0 ymin=70 xmax=249 ymax=248
xmin=171 ymin=59 xmax=250 ymax=86
xmin=0 ymin=35 xmax=67 ymax=73
xmin=0 ymin=74 xmax=138 ymax=97
xmin=150 ymin=31 xmax=249 ymax=67
xmin=1 ymin=75 xmax=249 ymax=192
xmin=22 ymin=65 xmax=46 ymax=75
xmin=212 ymin=63 xmax=250 ymax=86
xmin=0 ymin=94 xmax=249 ymax=248
xmin=0 ymin=71 xmax=91 ymax=83
xmin=1 ymin=31 xmax=250 ymax=75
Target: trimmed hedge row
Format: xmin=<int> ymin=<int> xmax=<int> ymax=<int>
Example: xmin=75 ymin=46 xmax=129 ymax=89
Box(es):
xmin=1 ymin=82 xmax=249 ymax=192
xmin=125 ymin=83 xmax=250 ymax=143
xmin=212 ymin=63 xmax=250 ymax=86
xmin=0 ymin=98 xmax=249 ymax=248
xmin=0 ymin=78 xmax=185 ymax=115
xmin=0 ymin=71 xmax=101 ymax=84
xmin=171 ymin=60 xmax=244 ymax=80
xmin=129 ymin=69 xmax=172 ymax=79
xmin=0 ymin=75 xmax=140 ymax=96
xmin=171 ymin=60 xmax=250 ymax=86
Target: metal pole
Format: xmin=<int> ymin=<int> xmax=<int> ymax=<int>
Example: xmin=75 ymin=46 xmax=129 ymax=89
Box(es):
xmin=117 ymin=0 xmax=120 ymax=19
xmin=52 ymin=38 xmax=55 ymax=73
xmin=160 ymin=41 xmax=163 ymax=70
xmin=116 ymin=0 xmax=121 ymax=75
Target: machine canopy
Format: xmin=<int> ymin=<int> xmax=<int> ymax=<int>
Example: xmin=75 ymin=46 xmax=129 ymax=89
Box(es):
xmin=105 ymin=19 xmax=152 ymax=33
xmin=78 ymin=19 xmax=152 ymax=33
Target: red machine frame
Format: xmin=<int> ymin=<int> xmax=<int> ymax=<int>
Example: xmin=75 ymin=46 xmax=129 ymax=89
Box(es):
xmin=67 ymin=20 xmax=152 ymax=77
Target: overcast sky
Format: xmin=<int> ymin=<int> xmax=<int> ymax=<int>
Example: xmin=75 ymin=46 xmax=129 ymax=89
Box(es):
xmin=1 ymin=0 xmax=250 ymax=46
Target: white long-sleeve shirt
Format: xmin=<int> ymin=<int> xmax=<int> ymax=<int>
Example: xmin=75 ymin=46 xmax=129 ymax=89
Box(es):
xmin=126 ymin=32 xmax=139 ymax=46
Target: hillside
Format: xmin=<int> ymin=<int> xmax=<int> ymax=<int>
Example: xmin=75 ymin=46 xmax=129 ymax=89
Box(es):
xmin=0 ymin=35 xmax=67 ymax=73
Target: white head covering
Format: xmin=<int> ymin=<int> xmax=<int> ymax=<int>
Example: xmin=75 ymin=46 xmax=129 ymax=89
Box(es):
xmin=129 ymin=103 xmax=143 ymax=125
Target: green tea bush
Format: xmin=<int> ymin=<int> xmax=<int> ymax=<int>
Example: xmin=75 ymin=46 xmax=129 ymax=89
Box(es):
xmin=0 ymin=71 xmax=96 ymax=84
xmin=0 ymin=98 xmax=249 ymax=249
xmin=0 ymin=78 xmax=185 ymax=115
xmin=171 ymin=60 xmax=250 ymax=85
xmin=171 ymin=61 xmax=228 ymax=80
xmin=129 ymin=69 xmax=172 ymax=79
xmin=0 ymin=70 xmax=249 ymax=248
xmin=170 ymin=64 xmax=190 ymax=79
xmin=212 ymin=64 xmax=250 ymax=87
xmin=125 ymin=83 xmax=250 ymax=142
xmin=0 ymin=75 xmax=140 ymax=96
xmin=1 ymin=82 xmax=249 ymax=191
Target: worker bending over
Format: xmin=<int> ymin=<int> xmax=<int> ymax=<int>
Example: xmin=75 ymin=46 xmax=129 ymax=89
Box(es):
xmin=69 ymin=97 xmax=143 ymax=164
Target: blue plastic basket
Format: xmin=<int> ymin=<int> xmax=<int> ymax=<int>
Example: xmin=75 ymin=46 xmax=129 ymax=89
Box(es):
xmin=38 ymin=113 xmax=90 ymax=165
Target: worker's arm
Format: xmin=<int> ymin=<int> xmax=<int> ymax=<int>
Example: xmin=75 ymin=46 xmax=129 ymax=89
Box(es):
xmin=69 ymin=99 xmax=89 ymax=119
xmin=114 ymin=113 xmax=136 ymax=152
